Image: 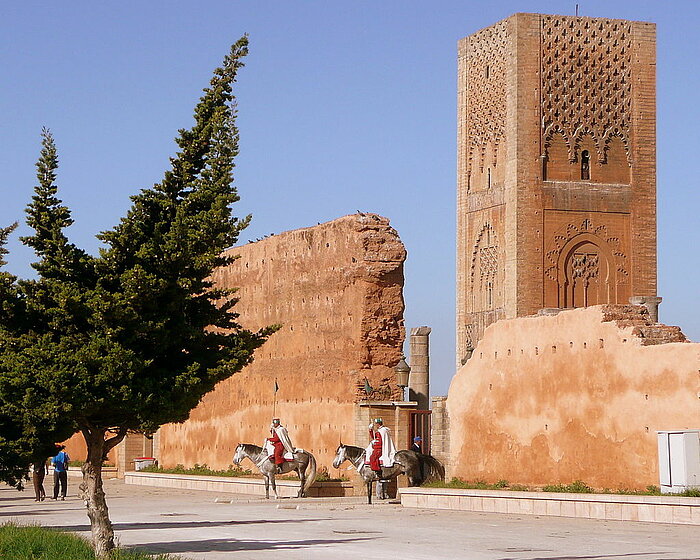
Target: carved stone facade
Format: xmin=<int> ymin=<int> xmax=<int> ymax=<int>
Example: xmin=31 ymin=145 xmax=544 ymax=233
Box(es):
xmin=457 ymin=13 xmax=657 ymax=361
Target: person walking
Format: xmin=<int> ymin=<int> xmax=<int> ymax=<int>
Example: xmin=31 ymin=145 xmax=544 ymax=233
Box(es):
xmin=31 ymin=459 xmax=47 ymax=502
xmin=51 ymin=446 xmax=70 ymax=500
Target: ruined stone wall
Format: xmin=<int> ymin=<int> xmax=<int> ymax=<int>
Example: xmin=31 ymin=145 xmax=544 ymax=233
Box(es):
xmin=157 ymin=214 xmax=405 ymax=472
xmin=447 ymin=305 xmax=699 ymax=489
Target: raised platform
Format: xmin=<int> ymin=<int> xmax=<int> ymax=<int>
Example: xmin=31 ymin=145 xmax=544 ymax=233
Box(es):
xmin=125 ymin=471 xmax=355 ymax=498
xmin=399 ymin=487 xmax=700 ymax=525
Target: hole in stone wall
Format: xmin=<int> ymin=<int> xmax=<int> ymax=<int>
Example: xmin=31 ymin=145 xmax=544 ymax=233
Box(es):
xmin=599 ymin=339 xmax=604 ymax=348
xmin=535 ymin=346 xmax=539 ymax=355
xmin=581 ymin=150 xmax=590 ymax=180
xmin=552 ymin=345 xmax=557 ymax=353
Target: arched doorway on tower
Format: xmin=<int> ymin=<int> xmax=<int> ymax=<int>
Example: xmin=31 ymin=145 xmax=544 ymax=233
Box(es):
xmin=555 ymin=233 xmax=624 ymax=308
xmin=563 ymin=240 xmax=608 ymax=307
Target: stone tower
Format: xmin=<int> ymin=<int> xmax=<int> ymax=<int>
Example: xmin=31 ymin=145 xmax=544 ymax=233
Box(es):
xmin=456 ymin=13 xmax=657 ymax=364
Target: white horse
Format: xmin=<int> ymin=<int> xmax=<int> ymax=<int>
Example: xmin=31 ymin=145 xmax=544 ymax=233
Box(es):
xmin=332 ymin=443 xmax=444 ymax=504
xmin=233 ymin=443 xmax=317 ymax=499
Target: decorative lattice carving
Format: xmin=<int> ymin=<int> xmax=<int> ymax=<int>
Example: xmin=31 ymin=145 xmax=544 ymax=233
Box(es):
xmin=570 ymin=252 xmax=599 ymax=283
xmin=466 ymin=20 xmax=509 ymax=178
xmin=479 ymin=246 xmax=498 ymax=280
xmin=470 ymin=224 xmax=499 ymax=282
xmin=542 ymin=17 xmax=632 ymax=164
xmin=544 ymin=218 xmax=628 ymax=282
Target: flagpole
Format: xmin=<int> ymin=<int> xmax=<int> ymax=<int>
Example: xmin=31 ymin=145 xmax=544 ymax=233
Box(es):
xmin=363 ymin=377 xmax=374 ymax=429
xmin=273 ymin=378 xmax=278 ymax=419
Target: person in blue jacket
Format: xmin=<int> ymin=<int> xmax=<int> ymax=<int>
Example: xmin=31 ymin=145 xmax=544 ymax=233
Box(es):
xmin=51 ymin=445 xmax=70 ymax=500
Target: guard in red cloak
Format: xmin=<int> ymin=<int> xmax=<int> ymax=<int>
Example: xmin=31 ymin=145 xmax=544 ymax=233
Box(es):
xmin=267 ymin=418 xmax=295 ymax=473
xmin=368 ymin=420 xmax=383 ymax=474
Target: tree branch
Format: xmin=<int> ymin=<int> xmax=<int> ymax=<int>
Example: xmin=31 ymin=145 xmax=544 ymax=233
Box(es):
xmin=103 ymin=427 xmax=128 ymax=454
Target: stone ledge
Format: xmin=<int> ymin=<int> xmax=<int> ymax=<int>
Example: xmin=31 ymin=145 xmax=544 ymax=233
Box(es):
xmin=64 ymin=467 xmax=118 ymax=479
xmin=125 ymin=471 xmax=354 ymax=498
xmin=399 ymin=487 xmax=700 ymax=525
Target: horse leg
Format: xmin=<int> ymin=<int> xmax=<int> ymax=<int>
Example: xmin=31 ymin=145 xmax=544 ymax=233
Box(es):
xmin=297 ymin=466 xmax=306 ymax=498
xmin=367 ymin=480 xmax=372 ymax=505
xmin=271 ymin=473 xmax=279 ymax=499
xmin=264 ymin=474 xmax=270 ymax=499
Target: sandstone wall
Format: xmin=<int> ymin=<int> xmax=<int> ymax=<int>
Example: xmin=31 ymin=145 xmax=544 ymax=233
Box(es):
xmin=157 ymin=214 xmax=405 ymax=471
xmin=447 ymin=305 xmax=699 ymax=489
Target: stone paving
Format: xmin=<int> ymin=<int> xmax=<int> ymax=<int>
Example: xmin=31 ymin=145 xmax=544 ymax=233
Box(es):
xmin=2 ymin=479 xmax=699 ymax=560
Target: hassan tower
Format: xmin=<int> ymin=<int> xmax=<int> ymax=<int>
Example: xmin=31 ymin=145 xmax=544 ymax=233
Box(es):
xmin=456 ymin=13 xmax=658 ymax=363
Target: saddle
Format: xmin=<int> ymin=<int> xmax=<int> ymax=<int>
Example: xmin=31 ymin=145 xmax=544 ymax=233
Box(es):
xmin=262 ymin=441 xmax=303 ymax=462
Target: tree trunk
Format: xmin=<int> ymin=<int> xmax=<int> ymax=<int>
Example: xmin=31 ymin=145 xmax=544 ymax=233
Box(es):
xmin=80 ymin=427 xmax=125 ymax=558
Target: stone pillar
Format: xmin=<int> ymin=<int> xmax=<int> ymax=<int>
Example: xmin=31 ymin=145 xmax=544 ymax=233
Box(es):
xmin=629 ymin=296 xmax=663 ymax=323
xmin=431 ymin=396 xmax=450 ymax=476
xmin=408 ymin=326 xmax=431 ymax=410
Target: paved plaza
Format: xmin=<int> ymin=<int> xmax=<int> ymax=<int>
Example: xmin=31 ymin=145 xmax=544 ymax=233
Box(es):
xmin=1 ymin=479 xmax=698 ymax=560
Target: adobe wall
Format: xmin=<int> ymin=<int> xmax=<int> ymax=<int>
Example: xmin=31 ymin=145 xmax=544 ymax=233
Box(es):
xmin=447 ymin=305 xmax=699 ymax=489
xmin=157 ymin=214 xmax=406 ymax=471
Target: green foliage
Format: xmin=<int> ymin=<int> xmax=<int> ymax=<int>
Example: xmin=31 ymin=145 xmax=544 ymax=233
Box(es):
xmin=0 ymin=35 xmax=274 ymax=468
xmin=542 ymin=480 xmax=593 ymax=493
xmin=0 ymin=37 xmax=277 ymax=555
xmin=422 ymin=477 xmax=699 ymax=496
xmin=0 ymin=523 xmax=180 ymax=559
xmin=424 ymin=477 xmax=531 ymax=491
xmin=141 ymin=463 xmax=253 ymax=478
xmin=140 ymin=463 xmax=349 ymax=482
xmin=314 ymin=471 xmax=349 ymax=482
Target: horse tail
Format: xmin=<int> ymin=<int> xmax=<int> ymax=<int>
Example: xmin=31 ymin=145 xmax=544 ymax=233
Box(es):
xmin=302 ymin=452 xmax=317 ymax=495
xmin=421 ymin=455 xmax=446 ymax=482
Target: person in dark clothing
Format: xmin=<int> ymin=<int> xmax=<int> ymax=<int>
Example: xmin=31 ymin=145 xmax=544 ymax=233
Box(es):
xmin=51 ymin=445 xmax=70 ymax=500
xmin=411 ymin=435 xmax=423 ymax=454
xmin=31 ymin=460 xmax=47 ymax=501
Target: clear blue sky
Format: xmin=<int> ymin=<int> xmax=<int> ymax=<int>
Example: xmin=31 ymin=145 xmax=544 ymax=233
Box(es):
xmin=2 ymin=1 xmax=698 ymax=397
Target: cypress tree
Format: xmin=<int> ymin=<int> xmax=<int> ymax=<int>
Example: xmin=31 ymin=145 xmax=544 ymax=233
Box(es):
xmin=0 ymin=36 xmax=274 ymax=557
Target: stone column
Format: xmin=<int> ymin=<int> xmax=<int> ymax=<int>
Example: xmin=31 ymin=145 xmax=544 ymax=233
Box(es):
xmin=408 ymin=326 xmax=431 ymax=410
xmin=431 ymin=396 xmax=450 ymax=476
xmin=629 ymin=296 xmax=663 ymax=323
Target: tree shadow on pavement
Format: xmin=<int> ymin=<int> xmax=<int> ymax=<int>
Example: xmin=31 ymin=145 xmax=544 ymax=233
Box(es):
xmin=46 ymin=518 xmax=334 ymax=532
xmin=498 ymin=554 xmax=700 ymax=560
xmin=133 ymin=536 xmax=378 ymax=554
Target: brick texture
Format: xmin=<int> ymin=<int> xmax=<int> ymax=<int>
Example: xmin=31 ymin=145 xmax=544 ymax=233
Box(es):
xmin=457 ymin=13 xmax=657 ymax=358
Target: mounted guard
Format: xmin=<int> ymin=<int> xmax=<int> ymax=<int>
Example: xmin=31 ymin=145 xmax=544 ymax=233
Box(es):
xmin=265 ymin=418 xmax=295 ymax=473
xmin=365 ymin=417 xmax=397 ymax=499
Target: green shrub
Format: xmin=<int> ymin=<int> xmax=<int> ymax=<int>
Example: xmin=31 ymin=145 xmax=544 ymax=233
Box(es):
xmin=315 ymin=471 xmax=349 ymax=482
xmin=542 ymin=480 xmax=593 ymax=493
xmin=141 ymin=463 xmax=253 ymax=478
xmin=0 ymin=523 xmax=179 ymax=559
xmin=424 ymin=478 xmax=530 ymax=491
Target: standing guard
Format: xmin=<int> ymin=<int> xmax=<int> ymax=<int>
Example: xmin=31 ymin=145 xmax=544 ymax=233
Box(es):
xmin=365 ymin=417 xmax=396 ymax=499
